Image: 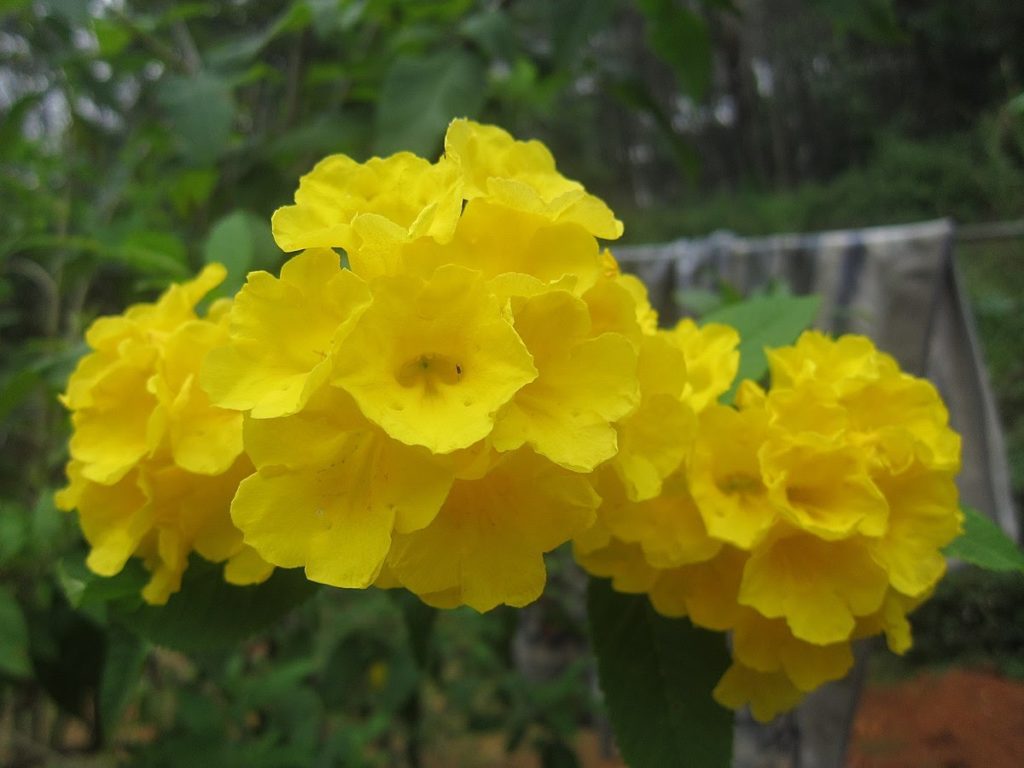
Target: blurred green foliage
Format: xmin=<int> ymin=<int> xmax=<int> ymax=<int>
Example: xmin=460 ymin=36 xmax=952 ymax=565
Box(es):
xmin=1 ymin=0 xmax=1023 ymax=765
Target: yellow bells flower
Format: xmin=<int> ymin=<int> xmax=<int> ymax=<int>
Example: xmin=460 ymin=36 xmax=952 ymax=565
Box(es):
xmin=332 ymin=265 xmax=537 ymax=453
xmin=67 ymin=354 xmax=159 ymax=485
xmin=574 ymin=538 xmax=661 ymax=594
xmin=867 ymin=465 xmax=962 ymax=597
xmin=646 ymin=546 xmax=747 ymax=631
xmin=713 ymin=663 xmax=804 ymax=724
xmin=134 ymin=455 xmax=256 ymax=604
xmin=843 ymin=373 xmax=961 ymax=473
xmin=62 ymin=264 xmax=227 ymax=484
xmin=57 ymin=462 xmax=151 ymax=577
xmin=393 ymin=200 xmax=605 ymax=293
xmin=669 ymin=319 xmax=740 ymax=411
xmin=231 ymin=387 xmax=453 ymax=588
xmin=150 ymin=319 xmax=243 ymax=475
xmin=761 ymin=437 xmax=889 ymax=540
xmin=767 ymin=331 xmax=885 ymax=397
xmin=58 ymin=264 xmax=274 ymax=603
xmin=386 ymin=449 xmax=600 ymax=611
xmin=689 ymin=404 xmax=776 ymax=549
xmin=768 ymin=332 xmax=960 ymax=474
xmin=854 ymin=589 xmax=925 ymax=655
xmin=489 ymin=289 xmax=638 ymax=471
xmin=572 ymin=470 xmax=661 ymax=594
xmin=731 ymin=609 xmax=854 ymax=693
xmin=582 ymin=276 xmax=645 ymax=342
xmin=201 ymin=249 xmax=370 ymax=419
xmin=271 ymin=151 xmax=462 ymax=254
xmin=738 ymin=532 xmax=889 ymax=645
xmin=444 ymin=118 xmax=623 ymax=240
xmin=602 ymin=471 xmax=721 ymax=569
xmin=608 ymin=333 xmax=694 ymax=502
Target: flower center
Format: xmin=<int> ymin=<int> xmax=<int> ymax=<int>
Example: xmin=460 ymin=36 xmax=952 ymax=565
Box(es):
xmin=717 ymin=472 xmax=763 ymax=497
xmin=395 ymin=353 xmax=463 ymax=390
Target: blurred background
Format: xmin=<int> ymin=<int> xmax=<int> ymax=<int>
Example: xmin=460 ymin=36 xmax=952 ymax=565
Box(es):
xmin=1 ymin=1 xmax=1022 ymax=766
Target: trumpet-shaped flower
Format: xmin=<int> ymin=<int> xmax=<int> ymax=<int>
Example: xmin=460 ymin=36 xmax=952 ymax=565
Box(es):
xmin=201 ymin=249 xmax=370 ymax=419
xmin=230 ymin=387 xmax=453 ymax=588
xmin=490 ymin=289 xmax=638 ymax=470
xmin=669 ymin=319 xmax=740 ymax=411
xmin=738 ymin=532 xmax=889 ymax=644
xmin=713 ymin=664 xmax=804 ymax=724
xmin=58 ymin=265 xmax=272 ymax=603
xmin=332 ymin=265 xmax=537 ymax=453
xmin=394 ymin=200 xmax=605 ymax=292
xmin=688 ymin=404 xmax=775 ymax=549
xmin=386 ymin=449 xmax=599 ymax=611
xmin=444 ymin=119 xmax=623 ymax=240
xmin=271 ymin=152 xmax=463 ymax=254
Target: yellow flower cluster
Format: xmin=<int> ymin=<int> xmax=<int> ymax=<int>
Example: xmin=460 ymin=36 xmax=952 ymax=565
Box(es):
xmin=58 ymin=120 xmax=964 ymax=724
xmin=197 ymin=119 xmax=736 ymax=612
xmin=57 ymin=264 xmax=273 ymax=604
xmin=576 ymin=330 xmax=962 ymax=720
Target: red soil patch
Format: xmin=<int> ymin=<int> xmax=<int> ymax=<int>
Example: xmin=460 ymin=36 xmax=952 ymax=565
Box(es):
xmin=848 ymin=668 xmax=1024 ymax=768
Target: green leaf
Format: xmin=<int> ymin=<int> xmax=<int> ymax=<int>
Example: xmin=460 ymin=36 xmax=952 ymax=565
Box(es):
xmin=0 ymin=368 xmax=39 ymax=426
xmin=636 ymin=0 xmax=712 ymax=101
xmin=117 ymin=230 xmax=190 ymax=278
xmin=0 ymin=587 xmax=31 ymax=678
xmin=0 ymin=0 xmax=31 ymax=14
xmin=587 ymin=578 xmax=733 ymax=768
xmin=111 ymin=557 xmax=319 ymax=653
xmin=705 ymin=294 xmax=821 ymax=398
xmin=0 ymin=502 xmax=28 ymax=566
xmin=99 ymin=625 xmax=148 ymax=741
xmin=944 ymin=507 xmax=1024 ymax=573
xmin=92 ymin=17 xmax=132 ymax=57
xmin=158 ymin=71 xmax=235 ymax=165
xmin=206 ymin=2 xmax=312 ymax=68
xmin=393 ymin=590 xmax=437 ymax=671
xmin=202 ymin=210 xmax=281 ymax=300
xmin=374 ymin=50 xmax=487 ymax=158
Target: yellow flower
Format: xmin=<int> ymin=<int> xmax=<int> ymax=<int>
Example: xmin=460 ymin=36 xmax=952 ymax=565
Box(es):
xmin=761 ymin=437 xmax=889 ymax=540
xmin=230 ymin=387 xmax=453 ymax=588
xmin=768 ymin=330 xmax=961 ymax=473
xmin=713 ymin=663 xmax=804 ymax=724
xmin=271 ymin=152 xmax=462 ymax=254
xmin=867 ymin=465 xmax=962 ymax=597
xmin=688 ymin=404 xmax=776 ymax=549
xmin=331 ymin=265 xmax=537 ymax=453
xmin=738 ymin=532 xmax=889 ymax=645
xmin=731 ymin=609 xmax=854 ymax=692
xmin=396 ymin=200 xmax=605 ymax=292
xmin=647 ymin=546 xmax=747 ymax=631
xmin=668 ymin=319 xmax=739 ymax=411
xmin=843 ymin=372 xmax=961 ymax=473
xmin=767 ymin=330 xmax=885 ymax=396
xmin=854 ymin=589 xmax=926 ymax=655
xmin=444 ymin=119 xmax=623 ymax=240
xmin=58 ymin=265 xmax=272 ymax=603
xmin=601 ymin=471 xmax=721 ymax=569
xmin=386 ymin=449 xmax=599 ymax=611
xmin=607 ymin=333 xmax=694 ymax=502
xmin=201 ymin=249 xmax=370 ymax=419
xmin=490 ymin=289 xmax=638 ymax=471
